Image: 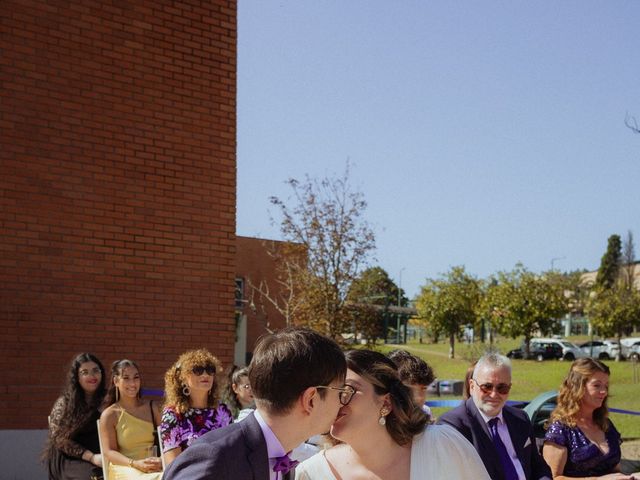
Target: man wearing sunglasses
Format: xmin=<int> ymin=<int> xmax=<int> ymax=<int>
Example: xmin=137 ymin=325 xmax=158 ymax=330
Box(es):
xmin=164 ymin=326 xmax=347 ymax=480
xmin=438 ymin=353 xmax=551 ymax=480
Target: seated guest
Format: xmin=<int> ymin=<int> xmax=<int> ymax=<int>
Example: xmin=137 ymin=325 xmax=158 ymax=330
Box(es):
xmin=164 ymin=326 xmax=348 ymax=480
xmin=296 ymin=349 xmax=491 ymax=480
xmin=462 ymin=361 xmax=477 ymax=400
xmin=99 ymin=359 xmax=162 ymax=479
xmin=438 ymin=352 xmax=551 ymax=480
xmin=543 ymin=358 xmax=640 ymax=479
xmin=222 ymin=366 xmax=255 ymax=421
xmin=160 ymin=349 xmax=232 ymax=466
xmin=44 ymin=353 xmax=106 ymax=480
xmin=388 ymin=349 xmax=435 ymax=416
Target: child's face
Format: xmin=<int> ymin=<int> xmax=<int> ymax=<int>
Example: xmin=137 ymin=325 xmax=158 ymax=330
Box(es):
xmin=406 ymin=382 xmax=428 ymax=407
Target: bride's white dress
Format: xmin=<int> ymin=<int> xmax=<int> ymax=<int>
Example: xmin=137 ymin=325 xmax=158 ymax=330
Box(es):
xmin=295 ymin=424 xmax=491 ymax=480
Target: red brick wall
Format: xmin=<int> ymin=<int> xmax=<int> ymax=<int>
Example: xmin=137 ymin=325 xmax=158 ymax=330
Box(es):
xmin=0 ymin=1 xmax=237 ymax=429
xmin=236 ymin=236 xmax=297 ymax=357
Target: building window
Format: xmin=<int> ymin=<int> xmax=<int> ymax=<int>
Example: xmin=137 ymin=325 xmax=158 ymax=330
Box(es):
xmin=235 ymin=278 xmax=244 ymax=309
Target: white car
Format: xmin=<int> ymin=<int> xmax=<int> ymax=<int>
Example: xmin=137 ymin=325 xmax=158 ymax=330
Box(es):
xmin=531 ymin=338 xmax=587 ymax=361
xmin=579 ymin=340 xmax=621 ymax=360
xmin=620 ymin=337 xmax=640 ymax=360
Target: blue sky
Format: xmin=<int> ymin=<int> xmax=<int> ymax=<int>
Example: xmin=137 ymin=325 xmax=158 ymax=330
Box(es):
xmin=236 ymin=1 xmax=640 ymax=298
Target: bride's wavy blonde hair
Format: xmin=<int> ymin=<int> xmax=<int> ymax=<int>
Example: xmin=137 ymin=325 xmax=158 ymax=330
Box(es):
xmin=548 ymin=357 xmax=610 ymax=431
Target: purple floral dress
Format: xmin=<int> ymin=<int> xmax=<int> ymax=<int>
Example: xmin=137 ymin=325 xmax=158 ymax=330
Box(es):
xmin=544 ymin=420 xmax=622 ymax=477
xmin=160 ymin=404 xmax=233 ymax=452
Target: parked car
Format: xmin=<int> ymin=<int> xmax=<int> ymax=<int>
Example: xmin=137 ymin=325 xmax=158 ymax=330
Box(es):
xmin=620 ymin=337 xmax=640 ymax=359
xmin=628 ymin=344 xmax=640 ymax=361
xmin=531 ymin=338 xmax=587 ymax=361
xmin=579 ymin=340 xmax=621 ymax=360
xmin=507 ymin=341 xmax=563 ymax=361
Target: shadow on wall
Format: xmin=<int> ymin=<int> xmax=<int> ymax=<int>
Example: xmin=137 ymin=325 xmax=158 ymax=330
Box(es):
xmin=0 ymin=429 xmax=48 ymax=479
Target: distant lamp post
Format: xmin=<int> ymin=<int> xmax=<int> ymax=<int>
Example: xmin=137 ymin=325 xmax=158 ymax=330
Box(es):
xmin=397 ymin=267 xmax=405 ymax=343
xmin=550 ymin=256 xmax=566 ymax=271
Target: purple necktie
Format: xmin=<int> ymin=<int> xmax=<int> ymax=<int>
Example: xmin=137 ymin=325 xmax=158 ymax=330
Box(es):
xmin=273 ymin=453 xmax=299 ymax=478
xmin=488 ymin=418 xmax=519 ymax=480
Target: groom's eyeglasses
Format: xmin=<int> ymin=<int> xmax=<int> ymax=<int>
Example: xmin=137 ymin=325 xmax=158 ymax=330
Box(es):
xmin=315 ymin=385 xmax=356 ymax=406
xmin=472 ymin=378 xmax=511 ymax=395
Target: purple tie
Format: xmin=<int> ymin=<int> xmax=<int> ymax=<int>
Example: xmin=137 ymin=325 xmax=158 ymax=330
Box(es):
xmin=488 ymin=418 xmax=519 ymax=480
xmin=273 ymin=453 xmax=299 ymax=478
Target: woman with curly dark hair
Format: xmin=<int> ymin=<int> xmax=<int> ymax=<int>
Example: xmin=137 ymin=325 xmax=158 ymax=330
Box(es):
xmin=296 ymin=349 xmax=490 ymax=479
xmin=159 ymin=349 xmax=232 ymax=466
xmin=44 ymin=352 xmax=106 ymax=480
xmin=543 ymin=358 xmax=639 ymax=479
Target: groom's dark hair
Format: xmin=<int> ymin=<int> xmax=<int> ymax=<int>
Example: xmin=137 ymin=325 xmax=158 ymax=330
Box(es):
xmin=248 ymin=326 xmax=346 ymax=414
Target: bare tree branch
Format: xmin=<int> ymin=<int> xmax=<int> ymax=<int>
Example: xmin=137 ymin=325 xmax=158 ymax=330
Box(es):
xmin=625 ymin=112 xmax=640 ymax=134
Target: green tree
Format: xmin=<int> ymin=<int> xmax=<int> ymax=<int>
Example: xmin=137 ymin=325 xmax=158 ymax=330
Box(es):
xmin=596 ymin=234 xmax=622 ymax=290
xmin=269 ymin=164 xmax=375 ymax=339
xmin=588 ymin=232 xmax=639 ymax=357
xmin=588 ymin=287 xmax=640 ymax=345
xmin=346 ymin=267 xmax=405 ymax=345
xmin=484 ymin=264 xmax=567 ymax=356
xmin=347 ymin=266 xmax=407 ymax=307
xmin=415 ymin=266 xmax=481 ymax=359
xmin=622 ymin=230 xmax=636 ymax=291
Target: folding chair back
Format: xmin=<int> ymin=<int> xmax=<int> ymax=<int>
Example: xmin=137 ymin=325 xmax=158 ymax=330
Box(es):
xmin=96 ymin=420 xmax=110 ymax=480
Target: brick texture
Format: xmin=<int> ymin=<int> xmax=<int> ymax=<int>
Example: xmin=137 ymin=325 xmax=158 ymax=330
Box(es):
xmin=0 ymin=0 xmax=237 ymax=429
xmin=235 ymin=236 xmax=297 ymax=358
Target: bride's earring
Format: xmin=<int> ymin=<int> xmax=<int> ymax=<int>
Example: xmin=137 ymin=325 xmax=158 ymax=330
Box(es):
xmin=379 ymin=407 xmax=389 ymax=426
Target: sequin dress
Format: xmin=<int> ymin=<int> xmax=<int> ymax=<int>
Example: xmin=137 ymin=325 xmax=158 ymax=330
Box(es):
xmin=160 ymin=404 xmax=233 ymax=452
xmin=544 ymin=420 xmax=622 ymax=477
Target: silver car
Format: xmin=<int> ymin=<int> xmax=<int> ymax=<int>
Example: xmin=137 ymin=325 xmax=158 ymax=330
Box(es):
xmin=620 ymin=338 xmax=640 ymax=360
xmin=531 ymin=338 xmax=587 ymax=361
xmin=579 ymin=340 xmax=621 ymax=360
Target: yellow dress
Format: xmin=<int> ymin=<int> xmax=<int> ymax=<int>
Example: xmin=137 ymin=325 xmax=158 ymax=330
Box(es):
xmin=109 ymin=409 xmax=163 ymax=480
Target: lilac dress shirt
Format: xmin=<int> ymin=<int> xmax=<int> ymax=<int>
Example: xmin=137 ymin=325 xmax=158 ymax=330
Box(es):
xmin=254 ymin=409 xmax=288 ymax=480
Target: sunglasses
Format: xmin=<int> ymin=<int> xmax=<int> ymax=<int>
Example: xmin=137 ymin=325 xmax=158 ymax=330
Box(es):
xmin=192 ymin=365 xmax=216 ymax=376
xmin=472 ymin=378 xmax=511 ymax=395
xmin=315 ymin=385 xmax=356 ymax=406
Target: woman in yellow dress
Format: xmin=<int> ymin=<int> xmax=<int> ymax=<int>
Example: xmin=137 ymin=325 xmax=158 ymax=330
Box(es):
xmin=99 ymin=359 xmax=162 ymax=480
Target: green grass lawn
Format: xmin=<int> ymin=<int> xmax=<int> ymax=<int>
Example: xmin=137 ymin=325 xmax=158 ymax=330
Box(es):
xmin=375 ymin=339 xmax=640 ymax=439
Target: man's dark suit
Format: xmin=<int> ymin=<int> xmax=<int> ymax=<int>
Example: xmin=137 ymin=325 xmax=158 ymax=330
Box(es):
xmin=163 ymin=412 xmax=293 ymax=480
xmin=438 ymin=398 xmax=551 ymax=480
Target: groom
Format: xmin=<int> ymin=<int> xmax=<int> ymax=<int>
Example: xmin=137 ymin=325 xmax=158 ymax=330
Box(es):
xmin=163 ymin=326 xmax=348 ymax=480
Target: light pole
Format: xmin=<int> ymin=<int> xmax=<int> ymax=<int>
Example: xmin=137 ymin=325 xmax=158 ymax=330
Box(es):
xmin=397 ymin=267 xmax=405 ymax=343
xmin=550 ymin=256 xmax=566 ymax=271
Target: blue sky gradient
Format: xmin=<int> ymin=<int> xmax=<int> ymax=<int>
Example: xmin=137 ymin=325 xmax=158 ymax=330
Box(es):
xmin=236 ymin=1 xmax=640 ymax=298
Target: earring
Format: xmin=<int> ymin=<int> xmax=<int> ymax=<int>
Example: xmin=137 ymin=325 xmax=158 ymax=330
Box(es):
xmin=115 ymin=388 xmax=119 ymax=403
xmin=379 ymin=407 xmax=389 ymax=426
xmin=182 ymin=385 xmax=191 ymax=396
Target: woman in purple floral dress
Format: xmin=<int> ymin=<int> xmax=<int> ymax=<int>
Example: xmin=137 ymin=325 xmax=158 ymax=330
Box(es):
xmin=160 ymin=349 xmax=232 ymax=466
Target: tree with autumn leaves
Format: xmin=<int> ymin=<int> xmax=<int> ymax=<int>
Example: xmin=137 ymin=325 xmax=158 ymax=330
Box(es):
xmin=266 ymin=165 xmax=376 ymax=340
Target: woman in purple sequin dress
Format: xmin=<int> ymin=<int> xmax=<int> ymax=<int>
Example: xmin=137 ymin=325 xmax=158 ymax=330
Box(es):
xmin=160 ymin=349 xmax=233 ymax=467
xmin=543 ymin=358 xmax=639 ymax=479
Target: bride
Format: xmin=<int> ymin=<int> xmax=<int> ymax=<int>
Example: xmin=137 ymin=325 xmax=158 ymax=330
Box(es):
xmin=295 ymin=349 xmax=490 ymax=480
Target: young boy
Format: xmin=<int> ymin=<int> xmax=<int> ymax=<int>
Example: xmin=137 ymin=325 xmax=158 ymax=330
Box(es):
xmin=388 ymin=349 xmax=435 ymax=416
